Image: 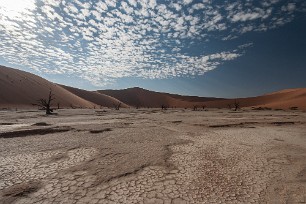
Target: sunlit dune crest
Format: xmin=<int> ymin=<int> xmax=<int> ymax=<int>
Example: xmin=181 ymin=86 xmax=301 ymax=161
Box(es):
xmin=1 ymin=65 xmax=305 ymax=110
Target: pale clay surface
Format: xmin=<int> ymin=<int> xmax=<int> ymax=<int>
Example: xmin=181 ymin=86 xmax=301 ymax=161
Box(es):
xmin=0 ymin=108 xmax=306 ymax=203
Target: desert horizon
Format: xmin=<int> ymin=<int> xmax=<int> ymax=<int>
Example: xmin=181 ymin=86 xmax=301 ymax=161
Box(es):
xmin=1 ymin=0 xmax=306 ymax=203
xmin=1 ymin=65 xmax=306 ymax=204
xmin=1 ymin=66 xmax=306 ymax=111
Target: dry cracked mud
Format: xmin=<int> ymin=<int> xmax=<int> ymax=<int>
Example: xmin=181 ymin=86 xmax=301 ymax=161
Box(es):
xmin=0 ymin=108 xmax=306 ymax=203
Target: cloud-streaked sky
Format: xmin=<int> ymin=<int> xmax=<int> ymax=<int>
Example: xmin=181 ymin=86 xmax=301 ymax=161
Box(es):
xmin=0 ymin=0 xmax=305 ymax=97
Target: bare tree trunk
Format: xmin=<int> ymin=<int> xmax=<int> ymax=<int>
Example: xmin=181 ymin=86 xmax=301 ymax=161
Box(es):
xmin=114 ymin=102 xmax=121 ymax=110
xmin=33 ymin=89 xmax=55 ymax=115
xmin=45 ymin=89 xmax=54 ymax=114
xmin=234 ymin=100 xmax=240 ymax=111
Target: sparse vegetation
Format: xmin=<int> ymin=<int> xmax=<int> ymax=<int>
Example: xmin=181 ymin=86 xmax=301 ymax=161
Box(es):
xmin=234 ymin=100 xmax=240 ymax=111
xmin=227 ymin=104 xmax=232 ymax=110
xmin=161 ymin=104 xmax=167 ymax=110
xmin=33 ymin=89 xmax=55 ymax=115
xmin=193 ymin=105 xmax=198 ymax=111
xmin=114 ymin=102 xmax=121 ymax=110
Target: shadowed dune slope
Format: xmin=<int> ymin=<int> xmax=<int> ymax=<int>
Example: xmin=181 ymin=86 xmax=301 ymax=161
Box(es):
xmin=98 ymin=87 xmax=223 ymax=108
xmin=1 ymin=66 xmax=305 ymax=110
xmin=248 ymin=88 xmax=306 ymax=109
xmin=59 ymin=85 xmax=129 ymax=108
xmin=0 ymin=66 xmax=96 ymax=108
xmin=203 ymin=88 xmax=306 ymax=110
xmin=99 ymin=87 xmax=306 ymax=110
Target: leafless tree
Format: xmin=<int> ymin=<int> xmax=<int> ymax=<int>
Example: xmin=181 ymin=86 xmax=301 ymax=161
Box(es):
xmin=161 ymin=105 xmax=167 ymax=110
xmin=227 ymin=104 xmax=232 ymax=110
xmin=34 ymin=89 xmax=55 ymax=115
xmin=234 ymin=100 xmax=240 ymax=111
xmin=114 ymin=102 xmax=121 ymax=110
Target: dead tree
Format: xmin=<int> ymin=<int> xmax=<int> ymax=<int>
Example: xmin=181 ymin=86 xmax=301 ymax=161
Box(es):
xmin=134 ymin=101 xmax=142 ymax=109
xmin=161 ymin=105 xmax=167 ymax=110
xmin=114 ymin=102 xmax=121 ymax=110
xmin=34 ymin=89 xmax=55 ymax=115
xmin=227 ymin=104 xmax=232 ymax=110
xmin=234 ymin=100 xmax=240 ymax=111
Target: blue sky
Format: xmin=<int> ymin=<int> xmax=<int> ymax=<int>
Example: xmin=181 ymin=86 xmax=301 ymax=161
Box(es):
xmin=0 ymin=0 xmax=305 ymax=97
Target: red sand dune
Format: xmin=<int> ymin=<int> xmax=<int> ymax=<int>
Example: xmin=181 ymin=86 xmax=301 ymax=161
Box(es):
xmin=59 ymin=85 xmax=129 ymax=108
xmin=99 ymin=87 xmax=306 ymax=110
xmin=191 ymin=88 xmax=306 ymax=110
xmin=1 ymin=66 xmax=305 ymax=110
xmin=243 ymin=88 xmax=306 ymax=110
xmin=98 ymin=87 xmax=222 ymax=108
xmin=0 ymin=66 xmax=99 ymax=109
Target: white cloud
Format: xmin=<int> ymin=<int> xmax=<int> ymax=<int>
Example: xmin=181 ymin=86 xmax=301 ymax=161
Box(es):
xmin=0 ymin=0 xmax=304 ymax=86
xmin=95 ymin=1 xmax=108 ymax=12
xmin=105 ymin=0 xmax=116 ymax=8
xmin=127 ymin=0 xmax=137 ymax=7
xmin=262 ymin=0 xmax=279 ymax=7
xmin=149 ymin=0 xmax=157 ymax=9
xmin=67 ymin=3 xmax=78 ymax=13
xmin=182 ymin=0 xmax=193 ymax=6
xmin=170 ymin=3 xmax=182 ymax=11
xmin=231 ymin=12 xmax=262 ymax=22
xmin=121 ymin=2 xmax=133 ymax=14
xmin=240 ymin=25 xmax=254 ymax=33
xmin=282 ymin=3 xmax=296 ymax=13
xmin=238 ymin=43 xmax=253 ymax=49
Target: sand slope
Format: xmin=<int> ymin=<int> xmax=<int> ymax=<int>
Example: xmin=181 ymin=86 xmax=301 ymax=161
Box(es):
xmin=98 ymin=87 xmax=221 ymax=108
xmin=202 ymin=88 xmax=306 ymax=110
xmin=59 ymin=85 xmax=129 ymax=108
xmin=0 ymin=66 xmax=96 ymax=109
xmin=1 ymin=66 xmax=305 ymax=110
xmin=246 ymin=88 xmax=306 ymax=109
xmin=99 ymin=87 xmax=306 ymax=110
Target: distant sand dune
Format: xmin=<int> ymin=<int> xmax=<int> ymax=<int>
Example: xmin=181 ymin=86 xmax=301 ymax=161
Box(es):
xmin=99 ymin=87 xmax=306 ymax=110
xmin=59 ymin=85 xmax=129 ymax=108
xmin=202 ymin=88 xmax=306 ymax=110
xmin=98 ymin=87 xmax=222 ymax=108
xmin=1 ymin=66 xmax=305 ymax=110
xmin=0 ymin=66 xmax=121 ymax=109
